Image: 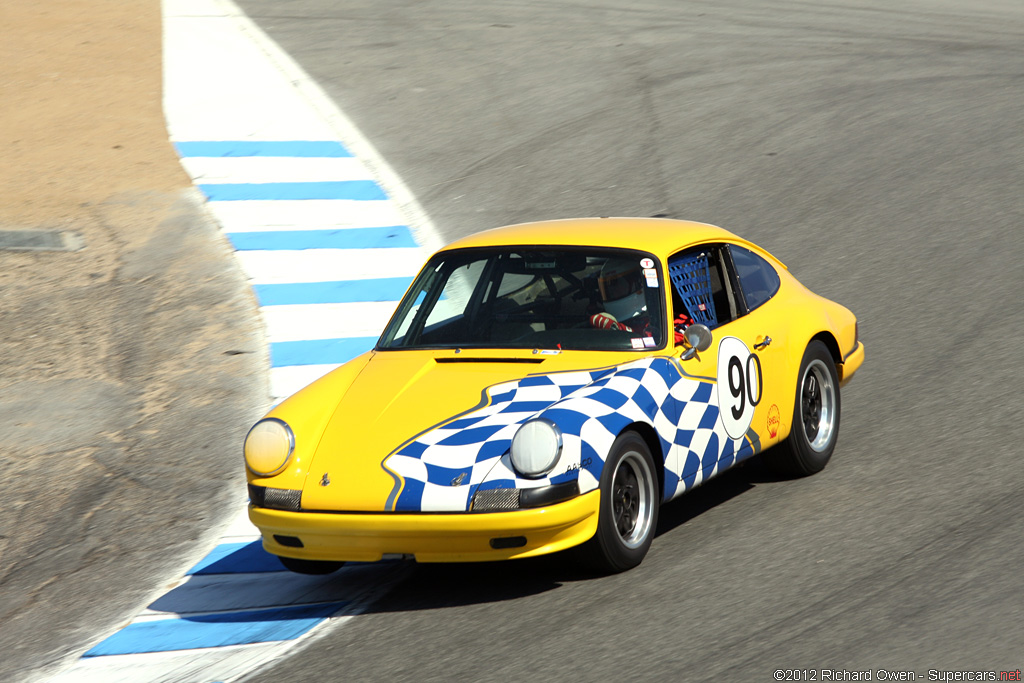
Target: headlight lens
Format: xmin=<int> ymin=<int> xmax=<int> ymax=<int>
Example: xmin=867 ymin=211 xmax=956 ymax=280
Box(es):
xmin=510 ymin=418 xmax=563 ymax=478
xmin=244 ymin=418 xmax=295 ymax=476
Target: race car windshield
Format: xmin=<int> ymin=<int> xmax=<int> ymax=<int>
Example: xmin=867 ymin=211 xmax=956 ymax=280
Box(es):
xmin=378 ymin=247 xmax=665 ymax=351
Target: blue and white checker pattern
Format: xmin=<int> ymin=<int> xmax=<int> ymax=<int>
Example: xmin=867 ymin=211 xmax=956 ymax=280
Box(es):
xmin=383 ymin=357 xmax=761 ymax=513
xmin=385 ymin=368 xmax=614 ymax=511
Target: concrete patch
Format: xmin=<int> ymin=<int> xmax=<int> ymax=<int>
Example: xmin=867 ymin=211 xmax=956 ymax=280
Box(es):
xmin=0 ymin=229 xmax=84 ymax=252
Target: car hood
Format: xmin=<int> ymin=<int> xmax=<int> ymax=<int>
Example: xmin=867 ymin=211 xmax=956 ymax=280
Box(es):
xmin=297 ymin=348 xmax=621 ymax=512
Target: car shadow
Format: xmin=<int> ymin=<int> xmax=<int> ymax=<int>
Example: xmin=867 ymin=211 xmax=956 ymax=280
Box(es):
xmin=127 ymin=457 xmax=798 ymax=650
xmin=654 ymin=454 xmax=791 ymax=537
xmin=361 ymin=455 xmax=793 ymax=614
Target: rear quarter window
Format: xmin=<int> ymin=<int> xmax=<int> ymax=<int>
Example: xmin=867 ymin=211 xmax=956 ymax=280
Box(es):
xmin=730 ymin=245 xmax=780 ymax=312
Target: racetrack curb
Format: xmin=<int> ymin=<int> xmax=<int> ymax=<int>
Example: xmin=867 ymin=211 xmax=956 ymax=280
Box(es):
xmin=47 ymin=0 xmax=436 ymax=680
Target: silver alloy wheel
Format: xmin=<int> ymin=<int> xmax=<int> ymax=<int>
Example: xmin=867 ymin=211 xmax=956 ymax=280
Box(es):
xmin=611 ymin=450 xmax=656 ymax=549
xmin=801 ymin=358 xmax=837 ymax=452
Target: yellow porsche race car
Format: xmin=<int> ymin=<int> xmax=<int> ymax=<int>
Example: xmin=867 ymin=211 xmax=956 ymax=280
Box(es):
xmin=243 ymin=218 xmax=864 ymax=574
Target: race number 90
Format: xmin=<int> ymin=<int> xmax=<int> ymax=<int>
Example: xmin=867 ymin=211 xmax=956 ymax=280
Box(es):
xmin=716 ymin=336 xmax=762 ymax=440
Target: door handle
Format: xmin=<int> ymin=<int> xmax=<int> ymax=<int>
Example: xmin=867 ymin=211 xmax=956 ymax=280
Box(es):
xmin=754 ymin=335 xmax=772 ymax=350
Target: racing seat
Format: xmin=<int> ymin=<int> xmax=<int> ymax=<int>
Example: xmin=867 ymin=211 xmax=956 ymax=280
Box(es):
xmin=485 ymin=298 xmax=535 ymax=341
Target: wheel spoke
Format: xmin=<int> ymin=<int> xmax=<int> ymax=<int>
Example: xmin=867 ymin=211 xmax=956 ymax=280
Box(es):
xmin=801 ymin=367 xmax=827 ymax=441
xmin=614 ymin=466 xmax=641 ymax=538
xmin=602 ymin=447 xmax=658 ymax=561
xmin=797 ymin=358 xmax=838 ymax=453
xmin=617 ymin=497 xmax=634 ymax=535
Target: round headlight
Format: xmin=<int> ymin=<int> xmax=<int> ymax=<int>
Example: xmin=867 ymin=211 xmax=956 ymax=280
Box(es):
xmin=510 ymin=418 xmax=563 ymax=478
xmin=244 ymin=418 xmax=295 ymax=476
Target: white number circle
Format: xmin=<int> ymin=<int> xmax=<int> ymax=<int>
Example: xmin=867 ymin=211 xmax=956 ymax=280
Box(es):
xmin=716 ymin=336 xmax=762 ymax=440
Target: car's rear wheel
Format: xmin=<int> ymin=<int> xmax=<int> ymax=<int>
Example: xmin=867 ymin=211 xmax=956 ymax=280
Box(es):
xmin=278 ymin=556 xmax=345 ymax=575
xmin=578 ymin=431 xmax=659 ymax=573
xmin=773 ymin=340 xmax=840 ymax=476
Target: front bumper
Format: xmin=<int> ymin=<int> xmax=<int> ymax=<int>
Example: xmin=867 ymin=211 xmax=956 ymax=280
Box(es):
xmin=248 ymin=489 xmax=600 ymax=563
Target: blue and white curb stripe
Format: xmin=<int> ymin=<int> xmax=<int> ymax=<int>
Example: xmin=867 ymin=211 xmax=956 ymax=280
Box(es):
xmin=163 ymin=0 xmax=440 ymax=402
xmin=175 ymin=139 xmax=428 ymax=399
xmin=51 ymin=0 xmax=434 ymax=680
xmin=52 ymin=510 xmax=407 ymax=683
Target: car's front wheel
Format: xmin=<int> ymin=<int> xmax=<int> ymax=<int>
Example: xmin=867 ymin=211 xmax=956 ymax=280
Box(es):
xmin=278 ymin=556 xmax=345 ymax=575
xmin=578 ymin=431 xmax=659 ymax=573
xmin=773 ymin=340 xmax=841 ymax=476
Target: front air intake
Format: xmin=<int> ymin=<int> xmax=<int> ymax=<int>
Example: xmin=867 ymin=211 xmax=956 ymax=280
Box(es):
xmin=471 ymin=488 xmax=521 ymax=512
xmin=249 ymin=484 xmax=301 ymax=511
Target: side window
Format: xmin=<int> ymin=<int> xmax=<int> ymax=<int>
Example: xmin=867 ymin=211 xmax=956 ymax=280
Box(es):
xmin=667 ymin=245 xmax=737 ymax=329
xmin=729 ymin=245 xmax=780 ymax=312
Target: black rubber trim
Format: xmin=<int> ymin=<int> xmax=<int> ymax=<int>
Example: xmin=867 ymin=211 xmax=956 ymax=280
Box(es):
xmin=434 ymin=357 xmax=545 ymax=364
xmin=842 ymin=340 xmax=863 ymax=363
xmin=273 ymin=534 xmax=304 ymax=548
xmin=292 ymin=480 xmax=581 ymax=516
xmin=248 ymin=484 xmax=266 ymax=507
xmin=519 ymin=480 xmax=580 ymax=509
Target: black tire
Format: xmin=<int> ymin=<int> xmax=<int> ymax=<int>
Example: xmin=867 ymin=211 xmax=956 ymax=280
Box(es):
xmin=772 ymin=340 xmax=841 ymax=476
xmin=278 ymin=556 xmax=345 ymax=575
xmin=578 ymin=431 xmax=659 ymax=573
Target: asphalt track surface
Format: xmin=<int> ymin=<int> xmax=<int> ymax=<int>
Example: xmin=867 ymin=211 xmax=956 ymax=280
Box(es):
xmin=227 ymin=0 xmax=1024 ymax=680
xmin=10 ymin=0 xmax=1019 ymax=680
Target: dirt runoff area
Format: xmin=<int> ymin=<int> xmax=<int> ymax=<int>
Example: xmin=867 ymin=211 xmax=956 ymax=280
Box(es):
xmin=0 ymin=1 xmax=268 ymax=680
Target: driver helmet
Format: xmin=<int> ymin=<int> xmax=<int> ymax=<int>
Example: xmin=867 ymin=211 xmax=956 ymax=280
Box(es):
xmin=598 ymin=259 xmax=647 ymax=321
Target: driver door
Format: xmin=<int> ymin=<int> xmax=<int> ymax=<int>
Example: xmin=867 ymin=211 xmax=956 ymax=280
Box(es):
xmin=666 ymin=243 xmax=786 ymax=487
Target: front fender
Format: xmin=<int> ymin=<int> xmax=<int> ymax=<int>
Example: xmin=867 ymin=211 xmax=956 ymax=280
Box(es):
xmin=476 ymin=358 xmax=682 ymax=497
xmin=248 ymin=351 xmax=374 ymax=490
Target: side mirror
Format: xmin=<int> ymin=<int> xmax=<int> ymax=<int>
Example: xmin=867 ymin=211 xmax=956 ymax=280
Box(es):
xmin=678 ymin=324 xmax=713 ymax=361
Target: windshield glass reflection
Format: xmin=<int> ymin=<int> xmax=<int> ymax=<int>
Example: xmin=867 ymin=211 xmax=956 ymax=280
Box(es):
xmin=379 ymin=247 xmax=665 ymax=351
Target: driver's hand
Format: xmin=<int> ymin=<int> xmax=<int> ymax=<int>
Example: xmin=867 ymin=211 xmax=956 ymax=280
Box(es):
xmin=590 ymin=312 xmax=632 ymax=332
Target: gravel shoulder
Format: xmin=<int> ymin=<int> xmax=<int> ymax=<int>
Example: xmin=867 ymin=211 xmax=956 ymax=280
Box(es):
xmin=0 ymin=2 xmax=267 ymax=680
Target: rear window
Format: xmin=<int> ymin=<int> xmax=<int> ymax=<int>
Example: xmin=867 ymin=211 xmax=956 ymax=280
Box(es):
xmin=729 ymin=245 xmax=780 ymax=312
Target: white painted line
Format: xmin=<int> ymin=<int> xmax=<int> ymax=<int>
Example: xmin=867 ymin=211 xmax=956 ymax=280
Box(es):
xmin=164 ymin=14 xmax=337 ymax=141
xmin=197 ymin=0 xmax=444 ymax=255
xmin=179 ymin=157 xmax=375 ymax=185
xmin=270 ymin=363 xmax=345 ymax=400
xmin=49 ymin=641 xmax=309 ymax=683
xmin=204 ymin=199 xmax=409 ymax=231
xmin=218 ymin=507 xmax=261 ymax=540
xmin=262 ymin=302 xmax=398 ymax=342
xmin=236 ymin=248 xmax=425 ymax=284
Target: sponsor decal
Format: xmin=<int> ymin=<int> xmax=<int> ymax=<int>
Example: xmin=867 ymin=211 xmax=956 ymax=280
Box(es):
xmin=716 ymin=337 xmax=763 ymax=440
xmin=767 ymin=404 xmax=780 ymax=438
xmin=564 ymin=457 xmax=593 ymax=474
xmin=631 ymin=337 xmax=646 ymax=349
xmin=640 ymin=257 xmax=654 ymax=268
